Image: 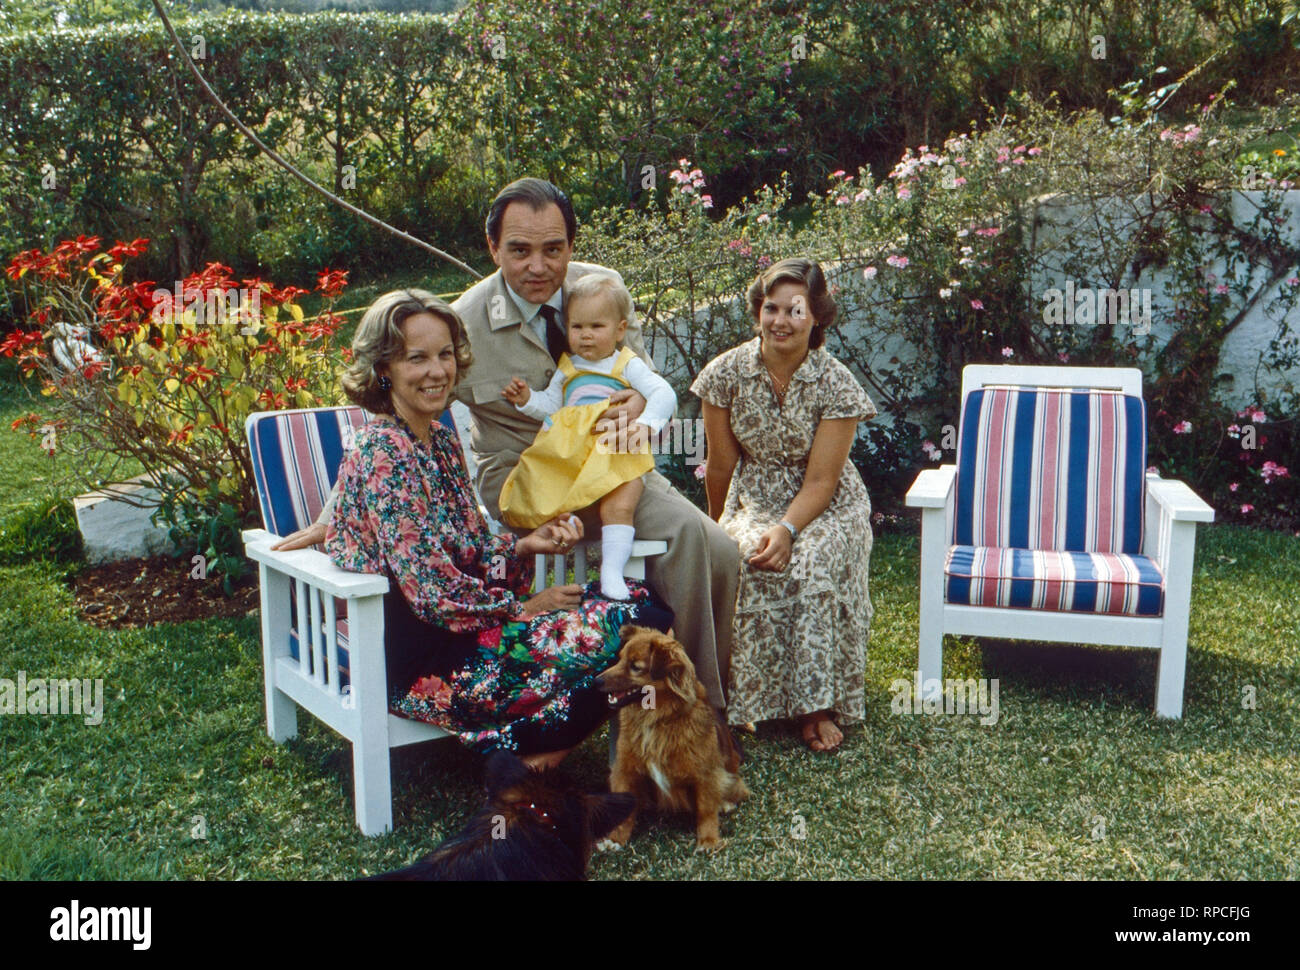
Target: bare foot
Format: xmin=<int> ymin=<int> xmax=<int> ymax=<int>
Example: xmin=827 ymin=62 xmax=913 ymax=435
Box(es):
xmin=800 ymin=712 xmax=843 ymax=753
xmin=521 ymin=747 xmax=571 ymax=771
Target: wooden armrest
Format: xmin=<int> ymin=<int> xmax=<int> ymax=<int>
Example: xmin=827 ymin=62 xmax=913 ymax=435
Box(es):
xmin=242 ymin=528 xmax=390 ymax=597
xmin=905 ymin=465 xmax=957 ymax=508
xmin=1145 ymin=475 xmax=1215 ymax=523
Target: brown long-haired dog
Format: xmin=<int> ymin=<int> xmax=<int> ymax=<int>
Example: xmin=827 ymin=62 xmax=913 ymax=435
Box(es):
xmin=594 ymin=625 xmax=749 ymax=851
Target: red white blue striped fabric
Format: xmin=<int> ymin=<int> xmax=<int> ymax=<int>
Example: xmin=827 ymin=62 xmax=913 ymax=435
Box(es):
xmin=945 ymin=545 xmax=1164 ymax=616
xmin=953 ymin=387 xmax=1146 ymax=554
xmin=247 ymin=407 xmax=370 ymax=538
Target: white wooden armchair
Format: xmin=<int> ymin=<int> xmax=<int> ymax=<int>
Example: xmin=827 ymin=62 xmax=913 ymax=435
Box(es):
xmin=241 ymin=405 xmax=665 ymax=835
xmin=904 ymin=365 xmax=1214 ymax=718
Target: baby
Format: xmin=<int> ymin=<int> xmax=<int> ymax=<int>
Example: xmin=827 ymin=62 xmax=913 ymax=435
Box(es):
xmin=501 ymin=273 xmax=676 ymax=599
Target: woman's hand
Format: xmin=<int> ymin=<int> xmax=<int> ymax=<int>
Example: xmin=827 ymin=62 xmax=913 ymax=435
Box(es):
xmin=747 ymin=524 xmax=794 ymax=571
xmin=516 ymin=514 xmax=585 ymax=558
xmin=271 ymin=523 xmax=327 ymax=551
xmin=520 ymin=583 xmax=584 ymax=616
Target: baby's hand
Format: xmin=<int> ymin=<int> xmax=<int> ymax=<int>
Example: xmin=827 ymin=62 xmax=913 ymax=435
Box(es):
xmin=501 ymin=377 xmax=531 ymax=406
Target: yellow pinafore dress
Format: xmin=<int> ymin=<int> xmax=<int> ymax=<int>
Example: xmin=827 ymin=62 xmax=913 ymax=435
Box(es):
xmin=498 ymin=348 xmax=655 ymax=529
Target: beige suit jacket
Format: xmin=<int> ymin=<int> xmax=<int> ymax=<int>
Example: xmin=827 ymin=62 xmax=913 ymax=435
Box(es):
xmin=450 ymin=261 xmax=654 ymax=510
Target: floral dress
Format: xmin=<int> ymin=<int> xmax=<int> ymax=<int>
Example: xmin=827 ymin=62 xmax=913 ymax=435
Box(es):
xmin=691 ymin=338 xmax=877 ymax=727
xmin=326 ymin=413 xmax=671 ymax=754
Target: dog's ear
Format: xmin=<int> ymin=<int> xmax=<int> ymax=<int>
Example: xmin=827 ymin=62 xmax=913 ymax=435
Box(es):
xmin=587 ymin=792 xmax=636 ymax=840
xmin=652 ymin=638 xmax=697 ymax=703
xmin=484 ymin=750 xmax=530 ymax=798
xmin=618 ymin=624 xmax=649 ymax=645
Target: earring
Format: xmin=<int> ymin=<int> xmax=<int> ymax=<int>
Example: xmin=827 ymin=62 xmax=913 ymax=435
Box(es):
xmin=378 ymin=375 xmax=392 ymax=390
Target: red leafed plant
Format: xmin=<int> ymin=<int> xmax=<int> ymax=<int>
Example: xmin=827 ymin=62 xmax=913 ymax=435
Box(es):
xmin=4 ymin=237 xmax=350 ymax=579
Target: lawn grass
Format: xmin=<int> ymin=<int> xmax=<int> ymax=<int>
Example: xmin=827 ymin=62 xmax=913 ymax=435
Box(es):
xmin=1 ymin=521 xmax=1296 ymax=880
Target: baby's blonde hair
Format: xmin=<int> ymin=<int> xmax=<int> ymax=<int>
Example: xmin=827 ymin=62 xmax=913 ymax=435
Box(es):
xmin=566 ymin=272 xmax=633 ymax=324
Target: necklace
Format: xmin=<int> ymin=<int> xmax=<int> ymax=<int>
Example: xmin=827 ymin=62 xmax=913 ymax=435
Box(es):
xmin=765 ymin=365 xmax=791 ymax=397
xmin=761 ymin=344 xmax=803 ymax=401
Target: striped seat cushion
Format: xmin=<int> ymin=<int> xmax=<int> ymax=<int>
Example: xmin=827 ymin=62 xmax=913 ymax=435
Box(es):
xmin=954 ymin=387 xmax=1147 ymax=554
xmin=945 ymin=545 xmax=1164 ymax=616
xmin=288 ymin=618 xmax=351 ymax=688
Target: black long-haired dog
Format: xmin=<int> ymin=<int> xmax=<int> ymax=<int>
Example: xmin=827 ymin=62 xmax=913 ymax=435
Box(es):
xmin=363 ymin=751 xmax=635 ymax=881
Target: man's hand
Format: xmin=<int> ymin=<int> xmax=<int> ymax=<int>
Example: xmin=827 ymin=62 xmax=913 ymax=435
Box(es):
xmin=501 ymin=377 xmax=532 ymax=406
xmin=271 ymin=523 xmax=327 ymax=551
xmin=520 ymin=583 xmax=583 ymax=616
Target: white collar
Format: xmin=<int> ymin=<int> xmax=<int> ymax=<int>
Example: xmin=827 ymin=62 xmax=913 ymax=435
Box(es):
xmin=503 ymin=279 xmax=563 ymax=324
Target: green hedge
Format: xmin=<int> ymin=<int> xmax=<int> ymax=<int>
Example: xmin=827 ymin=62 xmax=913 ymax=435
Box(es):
xmin=0 ymin=2 xmax=1295 ymax=305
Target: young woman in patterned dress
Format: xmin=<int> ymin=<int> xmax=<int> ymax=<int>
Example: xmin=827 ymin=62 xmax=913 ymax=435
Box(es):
xmin=692 ymin=259 xmax=876 ymax=753
xmin=325 ymin=290 xmax=672 ymax=769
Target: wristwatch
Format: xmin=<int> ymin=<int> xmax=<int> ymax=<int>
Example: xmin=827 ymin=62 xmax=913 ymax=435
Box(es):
xmin=780 ymin=520 xmax=799 ymax=541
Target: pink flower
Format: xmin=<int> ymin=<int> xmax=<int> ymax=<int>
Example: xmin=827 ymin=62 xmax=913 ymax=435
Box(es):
xmin=1027 ymin=146 xmax=1042 ymax=155
xmin=969 ymin=299 xmax=984 ymax=310
xmin=757 ymin=213 xmax=771 ymax=224
xmin=1286 ymin=277 xmax=1299 ymax=287
xmin=1058 ymin=351 xmax=1070 ymax=363
xmin=896 ymin=186 xmax=912 ymax=200
xmin=886 ymin=254 xmax=909 ymax=269
xmin=1261 ymin=461 xmax=1289 ymax=482
xmin=1229 ymin=482 xmax=1239 ymax=492
xmin=1214 ymin=284 xmax=1228 ymax=295
xmin=1001 ymin=346 xmax=1014 ymax=358
xmin=1240 ymin=504 xmax=1254 ymax=514
xmin=975 ymin=226 xmax=1001 ymax=237
xmin=953 ymin=176 xmax=967 ymax=186
xmin=863 ymin=266 xmax=878 ymax=279
xmin=701 ymin=195 xmax=714 ymax=209
xmin=836 ymin=195 xmax=851 ymax=205
xmin=1172 ymin=420 xmax=1193 ymax=434
xmin=694 ymin=460 xmax=707 ymax=480
xmin=830 ymin=169 xmax=846 ymax=179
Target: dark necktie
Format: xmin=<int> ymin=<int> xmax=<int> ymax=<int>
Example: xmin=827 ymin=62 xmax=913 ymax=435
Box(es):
xmin=538 ymin=303 xmax=566 ymax=363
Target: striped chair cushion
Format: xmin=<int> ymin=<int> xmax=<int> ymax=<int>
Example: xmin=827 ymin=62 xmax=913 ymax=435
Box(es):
xmin=954 ymin=387 xmax=1147 ymax=554
xmin=248 ymin=407 xmax=370 ymax=538
xmin=945 ymin=545 xmax=1164 ymax=616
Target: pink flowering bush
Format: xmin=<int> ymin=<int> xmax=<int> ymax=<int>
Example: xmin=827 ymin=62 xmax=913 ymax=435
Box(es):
xmin=582 ymin=84 xmax=1299 ymax=524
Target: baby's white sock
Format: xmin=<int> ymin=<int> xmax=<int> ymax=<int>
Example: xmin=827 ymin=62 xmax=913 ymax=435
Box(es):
xmin=600 ymin=524 xmax=636 ymax=600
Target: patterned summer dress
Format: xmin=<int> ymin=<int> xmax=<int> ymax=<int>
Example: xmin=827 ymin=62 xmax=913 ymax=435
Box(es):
xmin=325 ymin=413 xmax=671 ymax=754
xmin=691 ymin=338 xmax=877 ymax=726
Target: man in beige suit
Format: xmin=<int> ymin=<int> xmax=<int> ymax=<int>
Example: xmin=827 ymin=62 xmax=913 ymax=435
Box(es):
xmin=276 ymin=178 xmax=738 ymax=707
